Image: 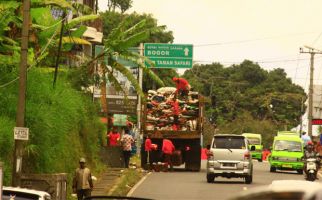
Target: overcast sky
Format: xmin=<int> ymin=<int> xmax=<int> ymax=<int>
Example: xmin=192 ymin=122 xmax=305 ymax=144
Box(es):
xmin=98 ymin=0 xmax=322 ymax=91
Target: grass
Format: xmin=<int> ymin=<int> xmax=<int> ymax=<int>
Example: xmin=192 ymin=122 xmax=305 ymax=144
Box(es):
xmin=108 ymin=155 xmax=145 ymax=196
xmin=109 ymin=168 xmax=145 ymax=196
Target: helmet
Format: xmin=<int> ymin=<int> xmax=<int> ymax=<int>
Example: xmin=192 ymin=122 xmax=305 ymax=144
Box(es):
xmin=307 ymin=141 xmax=313 ymax=146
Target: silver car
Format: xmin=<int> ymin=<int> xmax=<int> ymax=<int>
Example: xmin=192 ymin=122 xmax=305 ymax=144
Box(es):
xmin=206 ymin=134 xmax=254 ymax=184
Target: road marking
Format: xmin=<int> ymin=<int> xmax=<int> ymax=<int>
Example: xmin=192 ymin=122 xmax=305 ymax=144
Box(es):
xmin=127 ymin=172 xmax=152 ymax=197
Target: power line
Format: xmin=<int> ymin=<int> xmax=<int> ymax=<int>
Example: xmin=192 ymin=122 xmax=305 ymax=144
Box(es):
xmin=194 ymin=31 xmax=319 ymax=47
xmin=194 ymin=56 xmax=322 ymax=65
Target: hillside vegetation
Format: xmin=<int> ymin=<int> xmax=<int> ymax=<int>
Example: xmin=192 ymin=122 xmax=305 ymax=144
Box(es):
xmin=0 ymin=68 xmax=105 ymax=185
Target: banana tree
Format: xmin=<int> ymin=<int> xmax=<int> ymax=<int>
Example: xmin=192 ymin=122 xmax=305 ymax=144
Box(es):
xmin=93 ymin=17 xmax=164 ymax=103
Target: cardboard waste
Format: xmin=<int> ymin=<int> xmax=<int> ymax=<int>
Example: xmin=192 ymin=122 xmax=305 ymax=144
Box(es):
xmin=146 ymin=87 xmax=199 ymax=131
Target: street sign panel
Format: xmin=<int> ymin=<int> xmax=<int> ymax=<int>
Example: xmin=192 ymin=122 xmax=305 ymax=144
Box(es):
xmin=106 ymin=95 xmax=137 ymax=115
xmin=144 ymin=43 xmax=193 ymax=68
xmin=14 ymin=127 xmax=29 ymax=140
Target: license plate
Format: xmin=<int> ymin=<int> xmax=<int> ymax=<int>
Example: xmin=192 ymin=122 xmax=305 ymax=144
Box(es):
xmin=223 ymin=163 xmax=235 ymax=167
xmin=282 ymin=164 xmax=292 ymax=168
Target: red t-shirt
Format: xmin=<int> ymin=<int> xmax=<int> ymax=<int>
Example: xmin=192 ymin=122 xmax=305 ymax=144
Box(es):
xmin=162 ymin=139 xmax=175 ymax=154
xmin=174 ymin=78 xmax=189 ymax=91
xmin=108 ymin=132 xmax=120 ymax=146
xmin=145 ymin=138 xmax=152 ymax=151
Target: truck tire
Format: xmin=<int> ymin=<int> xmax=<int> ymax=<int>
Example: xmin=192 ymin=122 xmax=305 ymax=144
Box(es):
xmin=140 ymin=144 xmax=148 ymax=170
xmin=270 ymin=166 xmax=276 ymax=172
xmin=185 ymin=139 xmax=201 ymax=171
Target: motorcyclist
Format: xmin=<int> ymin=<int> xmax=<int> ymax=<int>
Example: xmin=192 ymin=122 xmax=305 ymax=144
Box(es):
xmin=304 ymin=141 xmax=320 ymax=178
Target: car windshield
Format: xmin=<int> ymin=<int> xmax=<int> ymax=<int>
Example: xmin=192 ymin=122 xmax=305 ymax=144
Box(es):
xmin=274 ymin=140 xmax=302 ymax=152
xmin=247 ymin=137 xmax=260 ymax=145
xmin=213 ymin=136 xmax=246 ymax=149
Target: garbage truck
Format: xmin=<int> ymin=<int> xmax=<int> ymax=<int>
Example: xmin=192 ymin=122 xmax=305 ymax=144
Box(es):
xmin=140 ymin=87 xmax=204 ymax=171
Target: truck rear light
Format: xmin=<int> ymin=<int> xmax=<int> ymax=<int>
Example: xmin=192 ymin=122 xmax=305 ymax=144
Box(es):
xmin=244 ymin=151 xmax=251 ymax=159
xmin=207 ymin=150 xmax=214 ymax=159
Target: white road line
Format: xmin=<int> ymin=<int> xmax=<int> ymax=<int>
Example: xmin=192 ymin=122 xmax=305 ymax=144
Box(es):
xmin=127 ymin=172 xmax=152 ymax=197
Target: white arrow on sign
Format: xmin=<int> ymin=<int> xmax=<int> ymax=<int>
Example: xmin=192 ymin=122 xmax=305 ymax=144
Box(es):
xmin=184 ymin=48 xmax=189 ymax=56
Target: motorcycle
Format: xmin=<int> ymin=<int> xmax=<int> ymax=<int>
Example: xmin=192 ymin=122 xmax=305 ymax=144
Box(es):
xmin=305 ymin=157 xmax=319 ymax=181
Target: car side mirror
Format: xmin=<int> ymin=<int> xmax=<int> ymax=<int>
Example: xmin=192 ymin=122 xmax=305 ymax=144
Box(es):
xmin=250 ymin=145 xmax=256 ymax=151
xmin=206 ymin=144 xmax=211 ymax=150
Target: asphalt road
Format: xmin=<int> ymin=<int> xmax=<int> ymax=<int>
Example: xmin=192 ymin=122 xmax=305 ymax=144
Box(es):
xmin=128 ymin=160 xmax=321 ymax=200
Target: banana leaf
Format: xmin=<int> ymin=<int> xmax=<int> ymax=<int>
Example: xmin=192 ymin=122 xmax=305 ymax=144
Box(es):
xmin=65 ymin=15 xmax=99 ymax=30
xmin=61 ymin=36 xmax=91 ymax=45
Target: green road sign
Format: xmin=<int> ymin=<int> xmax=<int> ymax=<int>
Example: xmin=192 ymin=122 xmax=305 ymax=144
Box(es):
xmin=144 ymin=43 xmax=193 ymax=68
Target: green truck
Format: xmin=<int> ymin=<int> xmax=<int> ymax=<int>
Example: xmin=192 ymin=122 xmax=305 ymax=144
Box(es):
xmin=268 ymin=133 xmax=304 ymax=174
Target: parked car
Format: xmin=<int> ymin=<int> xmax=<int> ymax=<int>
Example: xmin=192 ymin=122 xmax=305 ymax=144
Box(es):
xmin=206 ymin=134 xmax=254 ymax=184
xmin=229 ymin=180 xmax=322 ymax=200
xmin=2 ymin=186 xmax=51 ymax=200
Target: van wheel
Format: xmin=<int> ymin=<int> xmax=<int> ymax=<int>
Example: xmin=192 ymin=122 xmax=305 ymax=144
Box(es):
xmin=297 ymin=169 xmax=303 ymax=174
xmin=270 ymin=166 xmax=276 ymax=172
xmin=245 ymin=175 xmax=252 ymax=184
xmin=207 ymin=174 xmax=215 ymax=183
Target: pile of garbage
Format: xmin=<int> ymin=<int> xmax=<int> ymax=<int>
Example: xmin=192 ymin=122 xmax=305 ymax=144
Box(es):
xmin=145 ymin=87 xmax=200 ymax=131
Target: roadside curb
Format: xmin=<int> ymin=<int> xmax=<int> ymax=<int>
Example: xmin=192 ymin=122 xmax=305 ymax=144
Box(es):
xmin=127 ymin=172 xmax=152 ymax=197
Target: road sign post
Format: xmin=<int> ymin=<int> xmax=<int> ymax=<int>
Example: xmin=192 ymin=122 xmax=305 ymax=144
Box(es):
xmin=144 ymin=43 xmax=193 ymax=68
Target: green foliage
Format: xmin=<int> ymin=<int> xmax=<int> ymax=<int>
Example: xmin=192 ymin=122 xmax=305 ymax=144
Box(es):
xmin=100 ymin=11 xmax=174 ymax=91
xmin=0 ymin=68 xmax=104 ymax=184
xmin=101 ymin=11 xmax=174 ymax=45
xmin=106 ymin=0 xmax=133 ymax=13
xmin=217 ymin=112 xmax=277 ymax=148
xmin=0 ymin=116 xmax=15 ymax=184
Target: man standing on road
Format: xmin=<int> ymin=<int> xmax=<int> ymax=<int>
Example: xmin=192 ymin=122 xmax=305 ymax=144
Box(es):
xmin=73 ymin=158 xmax=93 ymax=200
xmin=121 ymin=129 xmax=134 ymax=168
xmin=162 ymin=138 xmax=175 ymax=171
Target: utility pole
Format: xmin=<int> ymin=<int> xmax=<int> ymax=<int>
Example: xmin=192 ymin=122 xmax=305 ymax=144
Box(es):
xmin=53 ymin=11 xmax=66 ymax=88
xmin=137 ymin=43 xmax=143 ymax=133
xmin=12 ymin=0 xmax=30 ymax=186
xmin=299 ymin=97 xmax=304 ymax=135
xmin=300 ymin=46 xmax=322 ymax=137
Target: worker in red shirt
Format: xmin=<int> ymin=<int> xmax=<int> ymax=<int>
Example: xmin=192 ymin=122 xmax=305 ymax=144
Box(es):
xmin=107 ymin=126 xmax=120 ymax=147
xmin=145 ymin=135 xmax=152 ymax=166
xmin=162 ymin=138 xmax=175 ymax=171
xmin=172 ymin=77 xmax=191 ymax=97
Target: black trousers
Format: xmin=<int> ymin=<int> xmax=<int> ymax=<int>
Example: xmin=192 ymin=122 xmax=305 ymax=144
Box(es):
xmin=123 ymin=150 xmax=132 ymax=168
xmin=77 ymin=189 xmax=91 ymax=200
